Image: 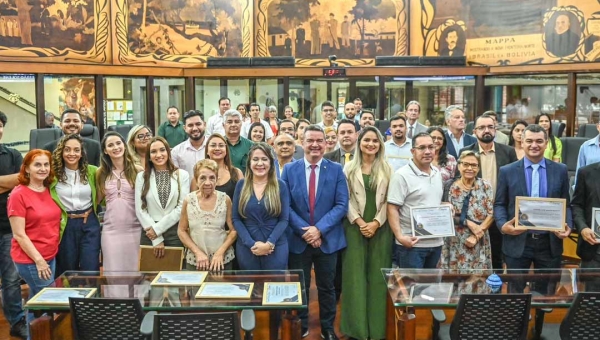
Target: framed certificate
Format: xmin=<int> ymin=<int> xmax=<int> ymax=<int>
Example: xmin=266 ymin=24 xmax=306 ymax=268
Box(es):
xmin=409 ymin=283 xmax=454 ymax=304
xmin=26 ymin=288 xmax=97 ymax=306
xmin=195 ymin=283 xmax=254 ymax=299
xmin=515 ymin=197 xmax=566 ymax=231
xmin=591 ymin=208 xmax=600 ymax=241
xmin=150 ymin=271 xmax=208 ymax=286
xmin=410 ymin=206 xmax=455 ymax=238
xmin=262 ymin=282 xmax=303 ymax=306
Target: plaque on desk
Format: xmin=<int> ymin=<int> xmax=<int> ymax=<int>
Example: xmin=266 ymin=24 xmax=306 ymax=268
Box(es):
xmin=150 ymin=271 xmax=208 ymax=286
xmin=26 ymin=288 xmax=97 ymax=306
xmin=195 ymin=282 xmax=254 ymax=299
xmin=515 ymin=197 xmax=566 ymax=231
xmin=410 ymin=205 xmax=455 ymax=238
xmin=262 ymin=282 xmax=302 ymax=306
xmin=592 ymin=208 xmax=600 ymax=241
xmin=408 ymin=283 xmax=454 ymax=304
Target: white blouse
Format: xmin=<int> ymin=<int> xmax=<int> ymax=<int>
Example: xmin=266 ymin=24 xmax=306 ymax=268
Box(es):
xmin=55 ymin=168 xmax=92 ymax=212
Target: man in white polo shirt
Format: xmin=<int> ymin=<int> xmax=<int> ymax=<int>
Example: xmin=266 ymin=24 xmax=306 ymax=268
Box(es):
xmin=387 ymin=132 xmax=445 ymax=268
xmin=171 ymin=110 xmax=206 ymax=189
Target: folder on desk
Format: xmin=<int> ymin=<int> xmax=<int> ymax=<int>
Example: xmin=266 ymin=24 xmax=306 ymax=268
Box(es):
xmin=138 ymin=245 xmax=184 ymax=271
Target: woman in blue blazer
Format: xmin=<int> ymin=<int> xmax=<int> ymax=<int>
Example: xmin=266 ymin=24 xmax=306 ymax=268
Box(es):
xmin=232 ymin=143 xmax=290 ymax=269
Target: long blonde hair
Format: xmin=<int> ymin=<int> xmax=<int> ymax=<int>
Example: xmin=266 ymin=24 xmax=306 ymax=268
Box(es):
xmin=237 ymin=143 xmax=281 ymax=218
xmin=126 ymin=125 xmax=152 ymax=168
xmin=345 ymin=126 xmax=391 ymax=191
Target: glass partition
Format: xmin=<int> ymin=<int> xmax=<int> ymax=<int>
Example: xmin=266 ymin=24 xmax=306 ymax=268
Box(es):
xmin=0 ymin=74 xmax=36 ymax=153
xmin=355 ymin=78 xmax=378 ymax=118
xmin=227 ymin=79 xmax=250 ymax=116
xmin=195 ymin=79 xmax=222 ymax=121
xmin=383 ymin=78 xmax=406 ymax=120
xmin=485 ymin=74 xmax=568 ymax=125
xmin=44 ymin=75 xmax=95 ymax=125
xmin=154 ymin=78 xmax=185 ymax=126
xmin=576 ymin=73 xmax=600 ymax=126
xmin=103 ymin=77 xmax=147 ymax=131
xmin=411 ymin=76 xmax=475 ymax=126
xmin=255 ymin=78 xmax=284 ymax=118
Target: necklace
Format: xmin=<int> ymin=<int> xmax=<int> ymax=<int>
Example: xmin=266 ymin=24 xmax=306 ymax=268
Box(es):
xmin=28 ymin=184 xmax=45 ymax=192
xmin=460 ymin=177 xmax=474 ymax=190
xmin=254 ymin=180 xmax=268 ymax=185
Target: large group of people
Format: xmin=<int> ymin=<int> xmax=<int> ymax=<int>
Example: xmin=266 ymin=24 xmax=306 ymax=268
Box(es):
xmin=1 ymin=96 xmax=600 ymax=340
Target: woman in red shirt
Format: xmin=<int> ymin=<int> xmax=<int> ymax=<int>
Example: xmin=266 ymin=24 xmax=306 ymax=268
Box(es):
xmin=8 ymin=149 xmax=61 ymax=323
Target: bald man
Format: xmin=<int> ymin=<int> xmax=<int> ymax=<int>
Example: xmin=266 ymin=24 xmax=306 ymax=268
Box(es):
xmin=547 ymin=13 xmax=579 ymax=57
xmin=274 ymin=133 xmax=296 ymax=177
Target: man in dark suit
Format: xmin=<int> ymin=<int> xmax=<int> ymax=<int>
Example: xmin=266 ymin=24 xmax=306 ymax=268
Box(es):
xmin=494 ymin=124 xmax=572 ymax=293
xmin=281 ymin=124 xmax=349 ymax=340
xmin=43 ymin=109 xmax=101 ymax=166
xmin=324 ymin=119 xmax=357 ymax=166
xmin=572 ymin=162 xmax=600 ymax=267
xmin=444 ymin=105 xmax=476 ymax=159
xmin=460 ymin=114 xmax=518 ymax=270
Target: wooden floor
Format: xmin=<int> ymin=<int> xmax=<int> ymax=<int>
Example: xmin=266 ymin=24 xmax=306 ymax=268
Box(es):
xmin=0 ymin=276 xmax=568 ymax=340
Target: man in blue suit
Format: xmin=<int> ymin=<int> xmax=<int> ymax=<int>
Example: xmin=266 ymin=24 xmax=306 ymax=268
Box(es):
xmin=281 ymin=125 xmax=349 ymax=340
xmin=444 ymin=105 xmax=477 ymax=159
xmin=494 ymin=124 xmax=572 ymax=293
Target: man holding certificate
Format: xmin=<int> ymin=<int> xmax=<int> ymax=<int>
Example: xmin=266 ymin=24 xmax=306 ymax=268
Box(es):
xmin=494 ymin=124 xmax=572 ymax=293
xmin=388 ymin=132 xmax=446 ymax=269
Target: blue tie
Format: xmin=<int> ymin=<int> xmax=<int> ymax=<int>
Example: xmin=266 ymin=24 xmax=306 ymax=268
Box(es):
xmin=531 ymin=164 xmax=540 ymax=197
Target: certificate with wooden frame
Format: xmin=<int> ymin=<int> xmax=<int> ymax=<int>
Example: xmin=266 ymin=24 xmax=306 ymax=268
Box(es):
xmin=591 ymin=208 xmax=600 ymax=241
xmin=515 ymin=197 xmax=566 ymax=231
xmin=150 ymin=271 xmax=208 ymax=286
xmin=262 ymin=282 xmax=303 ymax=306
xmin=410 ymin=206 xmax=455 ymax=239
xmin=26 ymin=288 xmax=97 ymax=306
xmin=195 ymin=283 xmax=254 ymax=299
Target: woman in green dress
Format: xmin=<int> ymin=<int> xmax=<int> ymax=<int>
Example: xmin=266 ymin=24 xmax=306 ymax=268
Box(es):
xmin=341 ymin=126 xmax=393 ymax=340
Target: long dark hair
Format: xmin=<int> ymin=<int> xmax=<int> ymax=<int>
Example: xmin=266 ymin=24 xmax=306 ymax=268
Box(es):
xmin=508 ymin=120 xmax=528 ymax=147
xmin=248 ymin=122 xmax=266 ymax=142
xmin=534 ymin=113 xmax=557 ymax=153
xmin=426 ymin=126 xmax=449 ymax=167
xmin=140 ymin=136 xmax=177 ymax=210
xmin=53 ymin=134 xmax=89 ymax=184
xmin=205 ymin=134 xmax=240 ymax=182
xmin=97 ymin=131 xmax=138 ymax=197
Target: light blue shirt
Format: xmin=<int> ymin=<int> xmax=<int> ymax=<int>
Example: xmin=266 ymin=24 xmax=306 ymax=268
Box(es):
xmin=303 ymin=158 xmax=323 ymax=195
xmin=523 ymin=157 xmax=548 ymax=198
xmin=447 ymin=130 xmax=465 ymax=154
xmin=385 ymin=138 xmax=412 ymax=172
xmin=576 ymin=136 xmax=600 ymax=178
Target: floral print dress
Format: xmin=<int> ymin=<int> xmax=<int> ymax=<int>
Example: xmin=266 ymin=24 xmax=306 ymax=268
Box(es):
xmin=435 ymin=154 xmax=457 ymax=182
xmin=440 ymin=178 xmax=493 ymax=270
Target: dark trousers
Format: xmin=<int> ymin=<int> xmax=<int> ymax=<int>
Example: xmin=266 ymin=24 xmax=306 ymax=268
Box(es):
xmin=288 ymin=246 xmax=337 ymax=331
xmin=56 ymin=209 xmax=101 ymax=276
xmin=504 ymin=234 xmax=561 ymax=294
xmin=488 ymin=225 xmax=504 ymax=271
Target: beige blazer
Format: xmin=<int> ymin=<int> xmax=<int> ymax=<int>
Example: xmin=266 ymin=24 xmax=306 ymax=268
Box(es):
xmin=135 ymin=169 xmax=190 ymax=246
xmin=343 ymin=164 xmax=389 ymax=226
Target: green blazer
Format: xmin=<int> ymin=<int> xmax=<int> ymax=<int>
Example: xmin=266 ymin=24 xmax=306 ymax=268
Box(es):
xmin=50 ymin=165 xmax=98 ymax=239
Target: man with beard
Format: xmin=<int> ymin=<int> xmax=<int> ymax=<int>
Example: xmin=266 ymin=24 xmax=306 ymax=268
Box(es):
xmin=385 ymin=115 xmax=413 ymax=172
xmin=460 ymin=114 xmax=517 ymax=271
xmin=359 ymin=111 xmax=375 ymax=130
xmin=171 ymin=110 xmax=207 ymax=188
xmin=342 ymin=102 xmax=361 ymax=131
xmin=324 ymin=119 xmax=358 ymax=166
xmin=353 ymin=98 xmax=363 ymax=122
xmin=43 ymin=108 xmax=101 ymax=166
xmin=278 ymin=119 xmax=304 ymax=160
